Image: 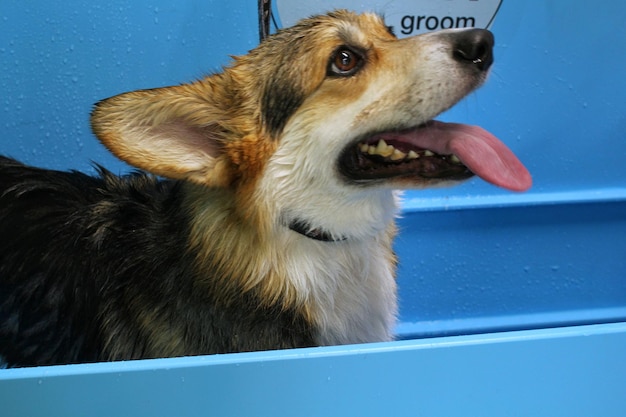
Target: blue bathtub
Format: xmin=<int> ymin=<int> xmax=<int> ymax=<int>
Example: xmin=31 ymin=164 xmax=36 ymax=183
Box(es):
xmin=1 ymin=1 xmax=625 ymax=415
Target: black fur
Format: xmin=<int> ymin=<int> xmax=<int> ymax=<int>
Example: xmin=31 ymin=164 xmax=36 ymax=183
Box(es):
xmin=262 ymin=79 xmax=305 ymax=138
xmin=257 ymin=18 xmax=323 ymax=137
xmin=0 ymin=156 xmax=314 ymax=367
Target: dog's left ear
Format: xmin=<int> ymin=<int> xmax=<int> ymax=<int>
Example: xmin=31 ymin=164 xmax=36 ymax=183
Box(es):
xmin=91 ymin=83 xmax=232 ymax=186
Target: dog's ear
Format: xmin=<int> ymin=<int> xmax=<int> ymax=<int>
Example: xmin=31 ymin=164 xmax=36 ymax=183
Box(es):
xmin=91 ymin=83 xmax=232 ymax=186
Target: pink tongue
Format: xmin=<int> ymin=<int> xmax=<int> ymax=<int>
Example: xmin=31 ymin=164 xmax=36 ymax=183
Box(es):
xmin=405 ymin=121 xmax=532 ymax=192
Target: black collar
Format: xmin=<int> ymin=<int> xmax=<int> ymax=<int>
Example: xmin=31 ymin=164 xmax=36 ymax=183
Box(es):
xmin=288 ymin=220 xmax=347 ymax=242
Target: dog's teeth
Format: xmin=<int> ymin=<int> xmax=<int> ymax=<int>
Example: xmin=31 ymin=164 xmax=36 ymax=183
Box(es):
xmin=424 ymin=150 xmax=434 ymax=157
xmin=360 ymin=140 xmax=421 ymax=162
xmin=450 ymin=154 xmax=462 ymax=164
xmin=390 ymin=149 xmax=407 ymax=161
xmin=376 ymin=139 xmax=388 ymax=151
xmin=376 ymin=140 xmax=395 ymax=157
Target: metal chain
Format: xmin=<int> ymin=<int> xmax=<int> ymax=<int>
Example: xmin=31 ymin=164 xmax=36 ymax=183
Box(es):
xmin=258 ymin=0 xmax=271 ymax=42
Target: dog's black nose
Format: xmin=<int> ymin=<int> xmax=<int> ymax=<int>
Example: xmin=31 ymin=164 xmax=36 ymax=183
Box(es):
xmin=452 ymin=29 xmax=494 ymax=71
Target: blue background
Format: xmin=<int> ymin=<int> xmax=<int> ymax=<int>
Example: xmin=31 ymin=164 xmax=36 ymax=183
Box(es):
xmin=1 ymin=1 xmax=625 ymax=415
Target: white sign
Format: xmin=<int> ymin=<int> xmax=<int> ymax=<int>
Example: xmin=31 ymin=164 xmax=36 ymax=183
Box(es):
xmin=274 ymin=0 xmax=502 ymax=37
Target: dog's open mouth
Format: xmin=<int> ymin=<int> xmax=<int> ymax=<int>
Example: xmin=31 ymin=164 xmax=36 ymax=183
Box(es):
xmin=339 ymin=120 xmax=532 ymax=191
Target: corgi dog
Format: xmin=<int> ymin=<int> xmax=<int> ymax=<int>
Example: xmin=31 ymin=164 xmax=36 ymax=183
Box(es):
xmin=0 ymin=10 xmax=531 ymax=367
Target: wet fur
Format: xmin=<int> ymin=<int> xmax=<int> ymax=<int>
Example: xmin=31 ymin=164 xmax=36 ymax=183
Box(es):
xmin=1 ymin=11 xmax=490 ymax=366
xmin=0 ymin=158 xmax=316 ymax=365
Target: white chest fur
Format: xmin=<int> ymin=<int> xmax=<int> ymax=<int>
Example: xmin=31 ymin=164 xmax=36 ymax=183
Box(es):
xmin=280 ymin=234 xmax=398 ymax=345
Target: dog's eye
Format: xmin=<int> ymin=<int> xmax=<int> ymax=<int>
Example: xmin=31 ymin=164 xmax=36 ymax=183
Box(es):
xmin=328 ymin=47 xmax=364 ymax=76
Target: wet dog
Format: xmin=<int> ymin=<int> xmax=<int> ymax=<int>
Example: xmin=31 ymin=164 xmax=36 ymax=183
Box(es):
xmin=0 ymin=10 xmax=531 ymax=367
